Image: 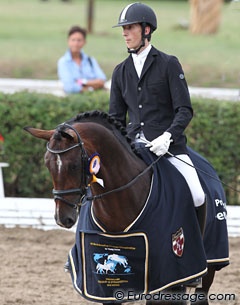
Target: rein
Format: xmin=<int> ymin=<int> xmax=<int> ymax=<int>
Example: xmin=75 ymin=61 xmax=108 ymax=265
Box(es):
xmin=48 ymin=120 xmax=240 ymax=209
xmin=85 ymin=155 xmax=161 ymax=201
xmin=47 ymin=122 xmax=159 ymax=208
xmin=166 ymin=152 xmax=240 ymax=194
xmin=139 ymin=136 xmax=240 ymax=195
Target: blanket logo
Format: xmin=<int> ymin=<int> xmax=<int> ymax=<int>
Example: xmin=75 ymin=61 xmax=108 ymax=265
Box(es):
xmin=172 ymin=227 xmax=184 ymax=257
xmin=93 ymin=253 xmax=132 ymax=274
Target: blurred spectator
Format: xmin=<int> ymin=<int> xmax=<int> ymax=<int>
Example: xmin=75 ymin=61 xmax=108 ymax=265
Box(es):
xmin=58 ymin=25 xmax=106 ymax=94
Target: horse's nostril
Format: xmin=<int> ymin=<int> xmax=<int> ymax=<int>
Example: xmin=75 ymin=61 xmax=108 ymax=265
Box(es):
xmin=65 ymin=217 xmax=75 ymax=228
xmin=55 ymin=213 xmax=76 ymax=229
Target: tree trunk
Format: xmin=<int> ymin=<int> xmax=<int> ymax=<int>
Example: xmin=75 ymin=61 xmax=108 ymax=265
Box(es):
xmin=189 ymin=0 xmax=223 ymax=34
xmin=87 ymin=0 xmax=94 ymax=33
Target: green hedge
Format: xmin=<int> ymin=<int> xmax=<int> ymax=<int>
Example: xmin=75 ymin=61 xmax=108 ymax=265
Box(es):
xmin=0 ymin=91 xmax=109 ymax=198
xmin=186 ymin=98 xmax=240 ymax=206
xmin=0 ymin=91 xmax=239 ymax=205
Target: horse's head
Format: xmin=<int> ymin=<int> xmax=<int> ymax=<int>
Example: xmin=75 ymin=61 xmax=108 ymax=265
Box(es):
xmin=24 ymin=124 xmax=90 ymax=229
xmin=25 ymin=111 xmax=152 ymax=232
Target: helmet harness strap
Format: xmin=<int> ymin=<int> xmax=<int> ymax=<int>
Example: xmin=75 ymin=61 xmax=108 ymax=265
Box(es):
xmin=128 ymin=22 xmax=147 ymax=54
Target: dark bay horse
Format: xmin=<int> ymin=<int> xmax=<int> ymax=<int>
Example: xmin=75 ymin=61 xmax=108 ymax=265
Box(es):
xmin=24 ymin=110 xmax=229 ymax=305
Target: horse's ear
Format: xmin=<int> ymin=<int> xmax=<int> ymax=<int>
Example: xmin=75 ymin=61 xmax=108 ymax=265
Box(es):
xmin=23 ymin=127 xmax=54 ymax=141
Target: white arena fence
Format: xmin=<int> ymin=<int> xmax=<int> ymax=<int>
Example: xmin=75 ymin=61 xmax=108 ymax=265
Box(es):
xmin=0 ymin=78 xmax=239 ymax=101
xmin=0 ymin=197 xmax=75 ymax=233
xmin=0 ymin=197 xmax=239 ymax=236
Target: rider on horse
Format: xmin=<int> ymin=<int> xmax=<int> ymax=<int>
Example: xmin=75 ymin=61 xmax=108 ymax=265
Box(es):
xmin=109 ymin=2 xmax=207 ymax=236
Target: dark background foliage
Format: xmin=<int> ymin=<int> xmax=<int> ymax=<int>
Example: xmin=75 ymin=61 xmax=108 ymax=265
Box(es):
xmin=0 ymin=91 xmax=239 ymax=204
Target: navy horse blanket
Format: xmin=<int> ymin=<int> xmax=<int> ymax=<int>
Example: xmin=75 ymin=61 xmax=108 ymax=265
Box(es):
xmin=67 ymin=147 xmax=229 ymax=303
xmin=188 ymin=147 xmax=229 ymax=269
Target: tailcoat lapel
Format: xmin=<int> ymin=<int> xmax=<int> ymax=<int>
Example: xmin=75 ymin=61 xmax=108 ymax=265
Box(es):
xmin=125 ymin=55 xmax=139 ymax=80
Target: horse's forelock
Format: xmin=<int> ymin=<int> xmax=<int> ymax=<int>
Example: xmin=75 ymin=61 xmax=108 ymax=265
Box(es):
xmin=53 ymin=125 xmax=74 ymax=141
xmin=53 ymin=131 xmax=62 ymax=141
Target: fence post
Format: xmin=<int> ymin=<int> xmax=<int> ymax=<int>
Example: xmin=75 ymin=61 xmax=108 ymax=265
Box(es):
xmin=0 ymin=163 xmax=9 ymax=198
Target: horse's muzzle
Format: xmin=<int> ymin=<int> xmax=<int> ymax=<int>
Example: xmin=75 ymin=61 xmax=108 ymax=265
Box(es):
xmin=54 ymin=202 xmax=78 ymax=229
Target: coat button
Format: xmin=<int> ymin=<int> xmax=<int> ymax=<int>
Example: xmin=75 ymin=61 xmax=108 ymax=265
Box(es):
xmin=139 ymin=104 xmax=142 ymax=108
xmin=140 ymin=122 xmax=144 ymax=126
xmin=138 ymin=87 xmax=141 ymax=91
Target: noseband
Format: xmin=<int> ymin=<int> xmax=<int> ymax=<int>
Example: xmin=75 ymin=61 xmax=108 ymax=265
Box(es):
xmin=47 ymin=123 xmax=159 ymax=209
xmin=47 ymin=123 xmax=90 ymax=209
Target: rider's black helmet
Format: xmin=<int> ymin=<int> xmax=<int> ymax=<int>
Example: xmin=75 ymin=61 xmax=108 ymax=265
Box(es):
xmin=113 ymin=2 xmax=157 ymax=32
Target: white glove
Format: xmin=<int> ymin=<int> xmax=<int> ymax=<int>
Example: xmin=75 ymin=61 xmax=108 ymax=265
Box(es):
xmin=146 ymin=132 xmax=172 ymax=156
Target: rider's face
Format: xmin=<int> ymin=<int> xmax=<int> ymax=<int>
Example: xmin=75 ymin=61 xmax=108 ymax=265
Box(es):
xmin=122 ymin=23 xmax=142 ymax=50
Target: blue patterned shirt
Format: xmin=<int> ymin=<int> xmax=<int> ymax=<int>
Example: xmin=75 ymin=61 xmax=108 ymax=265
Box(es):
xmin=58 ymin=49 xmax=106 ymax=93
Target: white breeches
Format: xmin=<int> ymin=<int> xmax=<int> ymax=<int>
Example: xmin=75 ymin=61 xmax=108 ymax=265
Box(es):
xmin=168 ymin=154 xmax=205 ymax=207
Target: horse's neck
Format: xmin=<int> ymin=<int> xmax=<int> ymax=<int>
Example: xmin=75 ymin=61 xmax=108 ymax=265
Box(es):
xmin=91 ymin=142 xmax=151 ymax=232
xmin=78 ymin=121 xmax=152 ymax=232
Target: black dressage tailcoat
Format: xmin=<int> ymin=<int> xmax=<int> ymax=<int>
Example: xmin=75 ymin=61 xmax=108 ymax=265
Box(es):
xmin=109 ymin=46 xmax=193 ymax=156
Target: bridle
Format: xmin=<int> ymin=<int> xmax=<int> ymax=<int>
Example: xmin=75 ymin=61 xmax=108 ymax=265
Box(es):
xmin=47 ymin=123 xmax=240 ymax=212
xmin=46 ymin=123 xmax=90 ymax=210
xmin=47 ymin=123 xmax=160 ymax=210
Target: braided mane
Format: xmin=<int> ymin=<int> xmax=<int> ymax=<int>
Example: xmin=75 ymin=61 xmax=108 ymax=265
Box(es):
xmin=65 ymin=110 xmax=134 ymax=152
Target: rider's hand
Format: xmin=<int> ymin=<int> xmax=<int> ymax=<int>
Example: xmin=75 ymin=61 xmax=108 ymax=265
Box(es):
xmin=146 ymin=132 xmax=172 ymax=156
